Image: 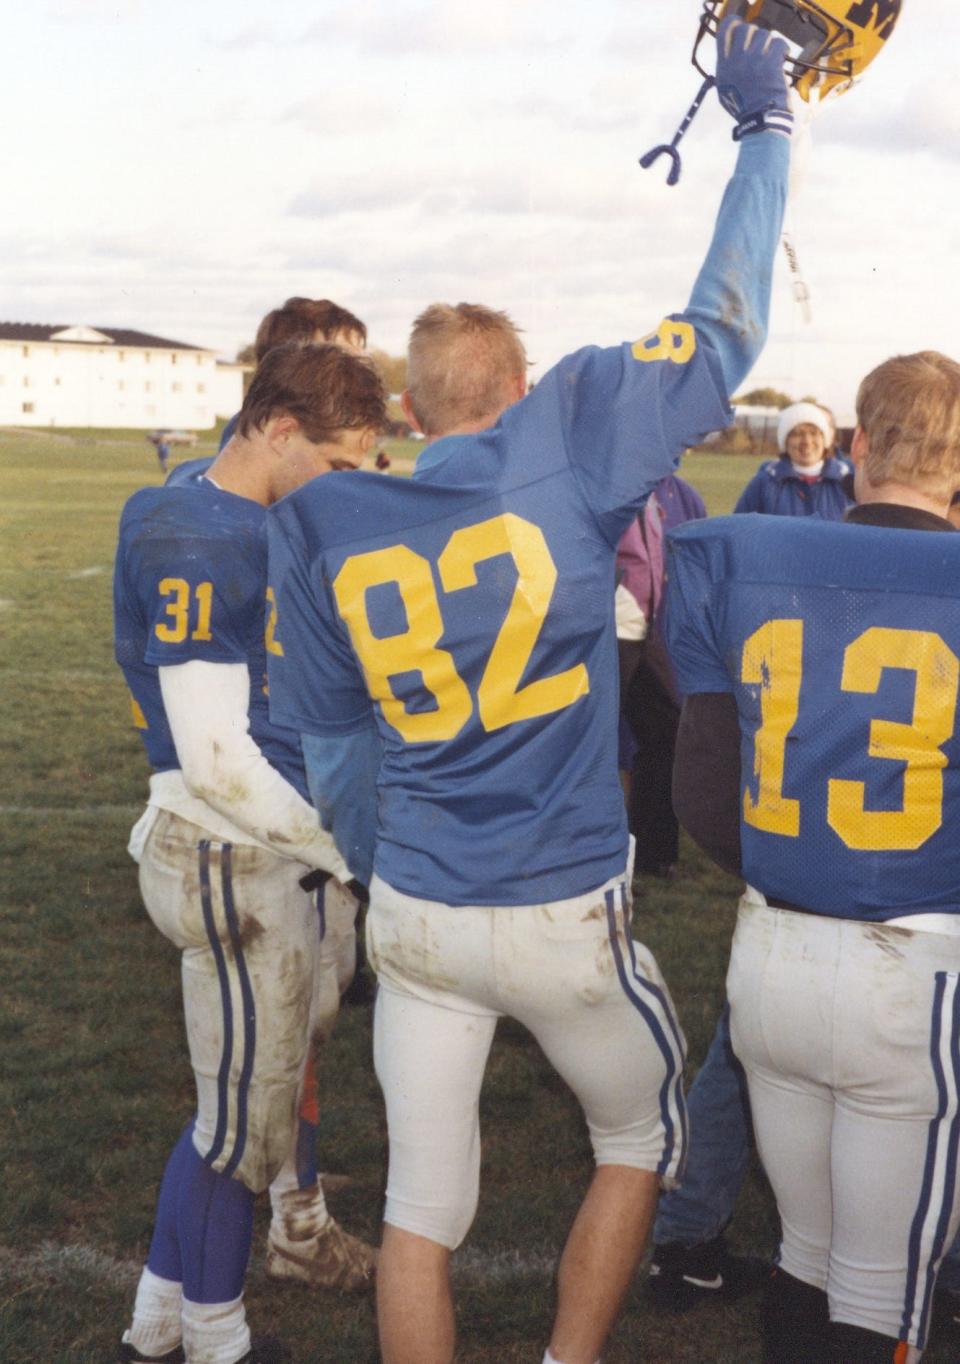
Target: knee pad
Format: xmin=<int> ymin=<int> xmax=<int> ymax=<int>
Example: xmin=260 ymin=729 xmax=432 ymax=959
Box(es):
xmin=385 ymin=1172 xmax=480 ymax=1251
xmin=193 ymin=1081 xmax=300 ymax=1195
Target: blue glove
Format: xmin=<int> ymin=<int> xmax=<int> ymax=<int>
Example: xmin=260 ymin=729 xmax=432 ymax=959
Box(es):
xmin=715 ymin=15 xmax=792 ymax=141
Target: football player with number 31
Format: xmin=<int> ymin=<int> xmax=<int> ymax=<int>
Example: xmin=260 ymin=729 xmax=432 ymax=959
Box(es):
xmin=666 ymin=351 xmax=960 ymax=1362
xmin=113 ymin=344 xmax=386 ymax=1364
xmin=266 ymin=17 xmax=793 ymax=1364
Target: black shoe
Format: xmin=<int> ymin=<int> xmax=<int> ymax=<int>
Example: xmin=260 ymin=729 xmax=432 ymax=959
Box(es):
xmin=931 ymin=1282 xmax=960 ymax=1348
xmin=236 ymin=1337 xmax=293 ymax=1364
xmin=117 ymin=1343 xmax=185 ymax=1364
xmin=648 ymin=1235 xmax=769 ymax=1312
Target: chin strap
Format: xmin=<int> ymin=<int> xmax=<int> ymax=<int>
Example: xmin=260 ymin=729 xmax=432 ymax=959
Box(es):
xmin=639 ymin=76 xmax=716 ymax=186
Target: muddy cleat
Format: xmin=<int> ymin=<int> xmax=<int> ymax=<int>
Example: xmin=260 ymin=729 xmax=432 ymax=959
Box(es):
xmin=117 ymin=1342 xmax=185 ymax=1363
xmin=648 ymin=1234 xmax=768 ymax=1312
xmin=266 ymin=1217 xmax=377 ymax=1293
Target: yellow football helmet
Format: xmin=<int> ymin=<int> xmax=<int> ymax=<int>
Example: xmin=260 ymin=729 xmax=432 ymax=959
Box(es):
xmin=694 ymin=0 xmax=902 ymax=101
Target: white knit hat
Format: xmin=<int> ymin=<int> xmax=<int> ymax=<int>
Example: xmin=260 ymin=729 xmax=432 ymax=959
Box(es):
xmin=777 ymin=402 xmax=832 ymax=451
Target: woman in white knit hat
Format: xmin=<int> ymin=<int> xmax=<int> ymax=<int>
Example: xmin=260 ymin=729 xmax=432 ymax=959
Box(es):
xmin=733 ymin=400 xmax=853 ymax=519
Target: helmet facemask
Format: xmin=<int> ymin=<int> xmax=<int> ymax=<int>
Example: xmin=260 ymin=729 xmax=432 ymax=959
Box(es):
xmin=694 ymin=0 xmax=901 ymax=102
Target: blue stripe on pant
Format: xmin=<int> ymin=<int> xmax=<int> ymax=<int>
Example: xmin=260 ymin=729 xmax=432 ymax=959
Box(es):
xmin=605 ymin=885 xmax=687 ymax=1180
xmin=903 ymin=971 xmax=960 ymax=1348
xmin=197 ymin=840 xmax=257 ymax=1179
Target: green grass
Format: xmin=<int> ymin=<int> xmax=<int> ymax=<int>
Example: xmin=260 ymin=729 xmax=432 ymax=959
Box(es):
xmin=1 ymin=434 xmax=951 ymax=1363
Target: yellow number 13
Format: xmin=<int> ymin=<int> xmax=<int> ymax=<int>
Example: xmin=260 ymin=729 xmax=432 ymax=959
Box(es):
xmin=333 ymin=513 xmax=589 ymax=743
xmin=743 ymin=620 xmax=959 ymax=852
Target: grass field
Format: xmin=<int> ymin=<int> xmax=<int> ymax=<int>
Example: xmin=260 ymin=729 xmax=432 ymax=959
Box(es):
xmin=0 ymin=432 xmax=952 ymax=1363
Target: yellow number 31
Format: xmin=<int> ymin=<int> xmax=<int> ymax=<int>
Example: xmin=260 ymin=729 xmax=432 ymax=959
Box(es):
xmin=743 ymin=620 xmax=959 ymax=852
xmin=333 ymin=513 xmax=590 ymax=744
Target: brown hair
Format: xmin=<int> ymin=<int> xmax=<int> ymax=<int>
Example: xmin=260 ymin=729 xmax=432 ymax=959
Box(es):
xmin=406 ymin=302 xmax=527 ymax=437
xmin=856 ymin=351 xmax=960 ymax=497
xmin=253 ymin=298 xmax=367 ymax=365
xmin=238 ymin=343 xmax=386 ymax=444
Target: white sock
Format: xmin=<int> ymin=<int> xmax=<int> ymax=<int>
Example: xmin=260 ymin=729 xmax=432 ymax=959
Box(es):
xmin=125 ymin=1266 xmax=182 ymax=1356
xmin=543 ymin=1352 xmax=600 ymax=1364
xmin=268 ymin=1164 xmax=330 ymax=1242
xmin=182 ymin=1294 xmax=250 ymax=1364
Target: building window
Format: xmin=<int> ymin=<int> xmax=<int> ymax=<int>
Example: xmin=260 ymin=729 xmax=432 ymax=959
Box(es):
xmin=197 ymin=383 xmax=206 ymax=394
xmin=144 ymin=382 xmax=152 ymax=393
xmin=145 ymin=352 xmax=151 ymax=364
xmin=22 ymin=345 xmax=29 ymax=358
xmin=22 ymin=401 xmax=34 ymax=413
xmin=118 ymin=380 xmax=125 ymax=392
xmin=197 ymin=355 xmax=205 ymax=366
xmin=118 ymin=351 xmax=126 ymax=362
xmin=171 ymin=353 xmax=178 ymax=365
xmin=22 ymin=376 xmax=30 ymax=388
xmin=54 ymin=377 xmax=61 ymax=386
xmin=171 ymin=382 xmax=182 ymax=393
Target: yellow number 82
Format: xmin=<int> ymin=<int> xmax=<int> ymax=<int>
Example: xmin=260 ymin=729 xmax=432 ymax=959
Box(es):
xmin=333 ymin=512 xmax=590 ymax=744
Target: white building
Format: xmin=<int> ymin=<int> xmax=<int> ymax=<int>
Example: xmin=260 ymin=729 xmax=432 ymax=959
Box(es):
xmin=0 ymin=323 xmax=246 ymax=430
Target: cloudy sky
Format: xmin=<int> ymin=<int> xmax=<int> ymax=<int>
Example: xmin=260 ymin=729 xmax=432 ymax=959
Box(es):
xmin=6 ymin=0 xmax=957 ymax=422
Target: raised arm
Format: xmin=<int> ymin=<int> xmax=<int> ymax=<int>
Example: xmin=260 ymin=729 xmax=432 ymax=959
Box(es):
xmin=686 ymin=17 xmax=793 ymax=395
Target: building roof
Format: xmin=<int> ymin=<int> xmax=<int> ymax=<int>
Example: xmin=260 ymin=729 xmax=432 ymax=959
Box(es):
xmin=0 ymin=322 xmax=207 ymax=351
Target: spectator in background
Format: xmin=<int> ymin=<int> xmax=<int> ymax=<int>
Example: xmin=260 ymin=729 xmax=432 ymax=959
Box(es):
xmin=734 ymin=401 xmax=852 ymax=519
xmin=616 ymin=474 xmax=707 ymax=881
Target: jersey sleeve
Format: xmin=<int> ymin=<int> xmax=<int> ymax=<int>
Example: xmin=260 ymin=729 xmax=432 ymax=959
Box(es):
xmin=140 ymin=531 xmax=257 ymax=668
xmin=266 ymin=496 xmax=374 ymax=737
xmin=662 ymin=524 xmax=734 ymax=696
xmin=555 ymin=331 xmax=730 ymax=543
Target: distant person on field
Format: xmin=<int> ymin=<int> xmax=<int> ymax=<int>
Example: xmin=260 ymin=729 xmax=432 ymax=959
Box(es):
xmin=149 ymin=431 xmax=171 ymax=475
xmin=734 ymin=400 xmax=852 ymax=519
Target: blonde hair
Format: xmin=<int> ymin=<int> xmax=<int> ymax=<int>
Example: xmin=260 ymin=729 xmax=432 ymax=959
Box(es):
xmin=857 ymin=351 xmax=960 ymax=497
xmin=406 ymin=303 xmax=527 ymax=437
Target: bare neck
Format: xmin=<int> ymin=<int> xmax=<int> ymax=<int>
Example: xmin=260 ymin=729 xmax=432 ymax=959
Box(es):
xmin=207 ymin=437 xmax=272 ymax=507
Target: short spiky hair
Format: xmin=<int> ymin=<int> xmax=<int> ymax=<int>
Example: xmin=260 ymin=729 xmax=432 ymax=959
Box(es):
xmin=856 ymin=351 xmax=960 ymax=498
xmin=238 ymin=342 xmax=386 ymax=444
xmin=253 ymin=298 xmax=367 ymax=365
xmin=406 ymin=302 xmax=527 ymax=437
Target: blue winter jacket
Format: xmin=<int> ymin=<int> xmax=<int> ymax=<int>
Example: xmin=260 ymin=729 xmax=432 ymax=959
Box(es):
xmin=733 ymin=454 xmax=852 ymax=519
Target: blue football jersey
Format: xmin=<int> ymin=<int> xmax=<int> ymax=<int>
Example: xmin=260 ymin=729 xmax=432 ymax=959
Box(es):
xmin=267 ymin=330 xmax=728 ymax=906
xmin=164 ymin=456 xmax=214 ymax=487
xmin=665 ymin=515 xmax=960 ymax=921
xmin=114 ymin=479 xmax=308 ymax=798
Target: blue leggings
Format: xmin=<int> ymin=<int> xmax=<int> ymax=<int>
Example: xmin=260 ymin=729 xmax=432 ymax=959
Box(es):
xmin=147 ymin=1122 xmax=255 ymax=1303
